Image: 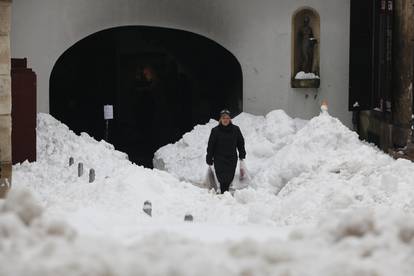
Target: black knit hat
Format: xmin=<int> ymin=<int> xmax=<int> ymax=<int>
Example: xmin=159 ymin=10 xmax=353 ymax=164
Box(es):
xmin=219 ymin=109 xmax=231 ymax=117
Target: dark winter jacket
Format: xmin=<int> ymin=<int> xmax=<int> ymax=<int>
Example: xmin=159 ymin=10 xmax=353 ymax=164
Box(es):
xmin=206 ymin=123 xmax=246 ymax=186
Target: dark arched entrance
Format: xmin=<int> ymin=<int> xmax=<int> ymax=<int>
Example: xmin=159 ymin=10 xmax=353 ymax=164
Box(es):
xmin=50 ymin=26 xmax=243 ymax=168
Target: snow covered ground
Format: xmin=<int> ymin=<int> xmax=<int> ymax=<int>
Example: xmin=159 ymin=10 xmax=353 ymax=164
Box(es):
xmin=2 ymin=110 xmax=414 ymax=275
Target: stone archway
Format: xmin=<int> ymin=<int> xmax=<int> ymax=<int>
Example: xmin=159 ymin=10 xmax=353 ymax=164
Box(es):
xmin=50 ymin=26 xmax=243 ymax=168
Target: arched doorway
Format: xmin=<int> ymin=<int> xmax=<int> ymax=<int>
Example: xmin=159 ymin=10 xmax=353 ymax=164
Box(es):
xmin=50 ymin=26 xmax=243 ymax=168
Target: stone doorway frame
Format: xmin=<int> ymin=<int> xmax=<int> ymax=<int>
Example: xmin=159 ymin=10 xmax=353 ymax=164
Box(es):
xmin=0 ymin=0 xmax=12 ymax=198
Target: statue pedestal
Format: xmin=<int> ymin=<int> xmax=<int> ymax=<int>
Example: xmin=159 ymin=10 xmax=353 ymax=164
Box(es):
xmin=291 ymin=78 xmax=320 ymax=88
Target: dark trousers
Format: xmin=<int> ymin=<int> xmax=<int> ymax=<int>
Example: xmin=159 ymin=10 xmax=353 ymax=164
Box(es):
xmin=214 ymin=156 xmax=236 ymax=194
xmin=220 ymin=182 xmax=231 ymax=193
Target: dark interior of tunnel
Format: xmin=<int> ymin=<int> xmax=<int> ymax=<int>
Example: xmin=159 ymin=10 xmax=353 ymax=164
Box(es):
xmin=50 ymin=26 xmax=243 ymax=168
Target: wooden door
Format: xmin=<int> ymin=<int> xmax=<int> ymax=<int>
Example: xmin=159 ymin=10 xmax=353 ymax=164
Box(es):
xmin=11 ymin=58 xmax=37 ymax=164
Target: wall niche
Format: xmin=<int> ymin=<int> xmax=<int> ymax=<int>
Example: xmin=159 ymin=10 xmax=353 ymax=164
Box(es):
xmin=291 ymin=7 xmax=320 ymax=88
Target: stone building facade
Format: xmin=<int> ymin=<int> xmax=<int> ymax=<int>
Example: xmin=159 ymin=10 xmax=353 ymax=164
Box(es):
xmin=0 ymin=0 xmax=12 ymax=197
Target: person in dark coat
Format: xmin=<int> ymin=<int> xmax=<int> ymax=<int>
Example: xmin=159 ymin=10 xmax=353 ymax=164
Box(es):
xmin=206 ymin=109 xmax=246 ymax=193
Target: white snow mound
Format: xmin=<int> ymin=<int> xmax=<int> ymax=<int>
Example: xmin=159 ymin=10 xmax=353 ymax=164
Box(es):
xmin=5 ymin=110 xmax=414 ymax=275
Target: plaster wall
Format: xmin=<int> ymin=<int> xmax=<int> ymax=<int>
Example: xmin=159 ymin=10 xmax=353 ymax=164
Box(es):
xmin=11 ymin=0 xmax=351 ymax=126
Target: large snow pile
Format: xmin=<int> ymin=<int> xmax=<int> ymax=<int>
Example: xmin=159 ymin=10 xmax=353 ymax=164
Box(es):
xmin=156 ymin=110 xmax=414 ymax=224
xmin=14 ymin=114 xmax=290 ymax=239
xmin=154 ymin=110 xmax=308 ymax=187
xmin=3 ymin=110 xmax=414 ymax=275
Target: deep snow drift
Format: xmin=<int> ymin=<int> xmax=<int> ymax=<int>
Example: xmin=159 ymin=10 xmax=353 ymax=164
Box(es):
xmin=2 ymin=111 xmax=414 ymax=275
xmin=155 ymin=110 xmax=414 ymax=224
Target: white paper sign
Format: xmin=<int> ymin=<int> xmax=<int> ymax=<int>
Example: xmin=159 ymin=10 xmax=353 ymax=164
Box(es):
xmin=104 ymin=105 xmax=114 ymax=120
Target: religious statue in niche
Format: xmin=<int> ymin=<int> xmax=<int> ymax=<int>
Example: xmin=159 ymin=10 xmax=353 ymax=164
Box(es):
xmin=299 ymin=16 xmax=317 ymax=74
xmin=291 ymin=7 xmax=320 ymax=88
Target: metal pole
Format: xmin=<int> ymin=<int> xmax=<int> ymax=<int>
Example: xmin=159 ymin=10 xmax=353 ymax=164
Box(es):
xmin=105 ymin=120 xmax=109 ymax=141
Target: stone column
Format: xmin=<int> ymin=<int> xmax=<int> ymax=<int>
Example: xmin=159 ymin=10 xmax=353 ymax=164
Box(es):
xmin=391 ymin=0 xmax=414 ymax=148
xmin=0 ymin=0 xmax=12 ymax=198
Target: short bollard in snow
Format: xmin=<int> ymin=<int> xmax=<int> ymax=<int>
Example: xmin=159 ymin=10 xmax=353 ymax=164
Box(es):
xmin=69 ymin=157 xmax=74 ymax=166
xmin=184 ymin=214 xmax=193 ymax=222
xmin=143 ymin=201 xmax=152 ymax=216
xmin=78 ymin=163 xmax=84 ymax=177
xmin=89 ymin=169 xmax=95 ymax=183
